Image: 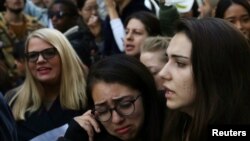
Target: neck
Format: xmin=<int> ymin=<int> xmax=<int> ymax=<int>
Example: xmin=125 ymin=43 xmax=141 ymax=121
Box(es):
xmin=5 ymin=10 xmax=24 ymax=24
xmin=42 ymin=84 xmax=60 ymax=102
xmin=117 ymin=0 xmax=131 ymax=14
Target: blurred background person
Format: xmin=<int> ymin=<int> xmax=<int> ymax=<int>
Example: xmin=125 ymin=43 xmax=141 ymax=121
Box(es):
xmin=140 ymin=36 xmax=170 ymax=92
xmin=197 ymin=0 xmax=219 ymax=18
xmin=77 ymin=0 xmax=105 ymax=58
xmin=103 ymin=0 xmax=156 ymax=56
xmin=0 ymin=0 xmax=43 ymax=93
xmin=49 ymin=0 xmax=97 ymax=66
xmin=124 ymin=11 xmax=161 ymax=58
xmin=215 ymin=0 xmax=250 ymax=40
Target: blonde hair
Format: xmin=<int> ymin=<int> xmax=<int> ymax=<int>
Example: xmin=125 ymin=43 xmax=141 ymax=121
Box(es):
xmin=140 ymin=36 xmax=171 ymax=61
xmin=9 ymin=28 xmax=88 ymax=120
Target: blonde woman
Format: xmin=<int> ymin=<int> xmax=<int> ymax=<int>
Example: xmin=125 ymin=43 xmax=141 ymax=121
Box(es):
xmin=5 ymin=28 xmax=88 ymax=141
xmin=140 ymin=36 xmax=170 ymax=91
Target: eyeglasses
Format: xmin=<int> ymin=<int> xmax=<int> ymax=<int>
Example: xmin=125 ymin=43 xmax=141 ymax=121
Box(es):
xmin=92 ymin=95 xmax=141 ymax=122
xmin=48 ymin=11 xmax=72 ymax=19
xmin=25 ymin=48 xmax=58 ymax=63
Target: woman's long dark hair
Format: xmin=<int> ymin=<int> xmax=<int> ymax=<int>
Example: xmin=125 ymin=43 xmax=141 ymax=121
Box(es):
xmin=87 ymin=54 xmax=164 ymax=141
xmin=163 ymin=18 xmax=250 ymax=141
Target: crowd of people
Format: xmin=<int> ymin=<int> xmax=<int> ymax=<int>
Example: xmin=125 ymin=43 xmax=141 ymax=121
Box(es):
xmin=0 ymin=0 xmax=250 ymax=141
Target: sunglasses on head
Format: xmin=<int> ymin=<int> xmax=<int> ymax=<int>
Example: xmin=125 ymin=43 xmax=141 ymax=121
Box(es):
xmin=48 ymin=11 xmax=71 ymax=19
xmin=25 ymin=48 xmax=58 ymax=63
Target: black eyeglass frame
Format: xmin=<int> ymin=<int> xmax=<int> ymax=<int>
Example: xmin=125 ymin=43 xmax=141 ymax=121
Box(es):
xmin=48 ymin=11 xmax=72 ymax=19
xmin=91 ymin=95 xmax=141 ymax=122
xmin=25 ymin=48 xmax=58 ymax=63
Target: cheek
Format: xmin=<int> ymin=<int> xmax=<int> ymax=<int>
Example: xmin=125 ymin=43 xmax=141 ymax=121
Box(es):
xmin=181 ymin=80 xmax=196 ymax=104
xmin=135 ymin=36 xmax=147 ymax=48
xmin=131 ymin=101 xmax=145 ymax=123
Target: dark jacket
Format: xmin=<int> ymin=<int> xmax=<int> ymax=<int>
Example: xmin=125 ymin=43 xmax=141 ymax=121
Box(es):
xmin=0 ymin=92 xmax=18 ymax=141
xmin=66 ymin=26 xmax=98 ymax=67
xmin=58 ymin=119 xmax=121 ymax=141
xmin=15 ymin=98 xmax=85 ymax=141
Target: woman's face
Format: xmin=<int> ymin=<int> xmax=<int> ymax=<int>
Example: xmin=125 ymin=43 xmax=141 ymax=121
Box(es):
xmin=140 ymin=50 xmax=166 ymax=90
xmin=92 ymin=81 xmax=144 ymax=140
xmin=27 ymin=38 xmax=61 ymax=85
xmin=124 ymin=18 xmax=148 ymax=57
xmin=78 ymin=0 xmax=98 ymax=23
xmin=224 ymin=3 xmax=250 ymax=39
xmin=159 ymin=32 xmax=196 ymax=116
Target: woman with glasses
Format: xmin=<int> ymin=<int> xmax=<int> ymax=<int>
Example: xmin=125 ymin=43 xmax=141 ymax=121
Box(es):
xmin=59 ymin=55 xmax=164 ymax=141
xmin=5 ymin=28 xmax=88 ymax=141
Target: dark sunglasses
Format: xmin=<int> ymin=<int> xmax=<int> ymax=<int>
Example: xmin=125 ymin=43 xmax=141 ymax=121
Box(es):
xmin=48 ymin=11 xmax=72 ymax=19
xmin=25 ymin=48 xmax=58 ymax=63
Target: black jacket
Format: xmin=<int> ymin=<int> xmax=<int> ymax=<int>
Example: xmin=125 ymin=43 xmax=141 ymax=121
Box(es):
xmin=15 ymin=98 xmax=85 ymax=141
xmin=58 ymin=119 xmax=121 ymax=141
xmin=0 ymin=93 xmax=18 ymax=141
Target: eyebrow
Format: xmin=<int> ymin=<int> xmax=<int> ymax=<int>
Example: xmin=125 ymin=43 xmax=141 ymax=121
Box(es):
xmin=166 ymin=53 xmax=189 ymax=60
xmin=94 ymin=95 xmax=133 ymax=106
xmin=171 ymin=54 xmax=189 ymax=59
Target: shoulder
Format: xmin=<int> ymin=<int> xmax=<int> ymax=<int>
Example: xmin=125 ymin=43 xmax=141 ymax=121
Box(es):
xmin=0 ymin=93 xmax=18 ymax=141
xmin=23 ymin=14 xmax=44 ymax=29
xmin=4 ymin=87 xmax=20 ymax=105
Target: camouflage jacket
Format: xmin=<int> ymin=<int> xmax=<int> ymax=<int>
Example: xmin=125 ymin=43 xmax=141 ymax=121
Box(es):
xmin=0 ymin=12 xmax=43 ymax=80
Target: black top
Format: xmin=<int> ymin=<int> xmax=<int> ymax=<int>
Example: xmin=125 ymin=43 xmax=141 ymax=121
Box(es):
xmin=0 ymin=92 xmax=18 ymax=141
xmin=58 ymin=119 xmax=121 ymax=141
xmin=16 ymin=98 xmax=85 ymax=141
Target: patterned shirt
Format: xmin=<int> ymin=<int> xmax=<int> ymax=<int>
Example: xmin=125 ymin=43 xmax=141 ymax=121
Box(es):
xmin=0 ymin=12 xmax=43 ymax=84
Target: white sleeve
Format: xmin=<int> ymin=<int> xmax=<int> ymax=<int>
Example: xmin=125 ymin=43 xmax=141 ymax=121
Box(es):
xmin=110 ymin=18 xmax=125 ymax=52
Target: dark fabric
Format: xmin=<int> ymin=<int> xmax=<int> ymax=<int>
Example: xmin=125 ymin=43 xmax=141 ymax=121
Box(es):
xmin=159 ymin=5 xmax=180 ymax=37
xmin=16 ymin=98 xmax=85 ymax=141
xmin=66 ymin=27 xmax=97 ymax=67
xmin=103 ymin=0 xmax=153 ymax=56
xmin=59 ymin=119 xmax=121 ymax=141
xmin=0 ymin=92 xmax=18 ymax=141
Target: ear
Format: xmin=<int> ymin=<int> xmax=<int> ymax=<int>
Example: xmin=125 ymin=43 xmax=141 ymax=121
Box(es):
xmin=78 ymin=9 xmax=82 ymax=16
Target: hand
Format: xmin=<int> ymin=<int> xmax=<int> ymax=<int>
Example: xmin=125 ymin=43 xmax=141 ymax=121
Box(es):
xmin=104 ymin=0 xmax=116 ymax=9
xmin=87 ymin=15 xmax=99 ymax=27
xmin=74 ymin=110 xmax=101 ymax=141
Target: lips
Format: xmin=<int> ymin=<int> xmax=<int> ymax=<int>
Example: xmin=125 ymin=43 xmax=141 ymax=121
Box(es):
xmin=125 ymin=44 xmax=135 ymax=52
xmin=164 ymin=87 xmax=175 ymax=99
xmin=37 ymin=67 xmax=51 ymax=75
xmin=115 ymin=125 xmax=131 ymax=135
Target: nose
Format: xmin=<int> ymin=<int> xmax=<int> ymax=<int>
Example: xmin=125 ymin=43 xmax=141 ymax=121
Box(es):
xmin=36 ymin=54 xmax=46 ymax=63
xmin=111 ymin=110 xmax=124 ymax=124
xmin=158 ymin=62 xmax=172 ymax=81
xmin=235 ymin=21 xmax=243 ymax=31
xmin=125 ymin=31 xmax=133 ymax=41
xmin=91 ymin=9 xmax=97 ymax=15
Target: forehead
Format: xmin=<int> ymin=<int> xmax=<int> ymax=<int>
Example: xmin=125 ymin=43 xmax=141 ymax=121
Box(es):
xmin=126 ymin=18 xmax=146 ymax=29
xmin=167 ymin=32 xmax=192 ymax=57
xmin=92 ymin=82 xmax=139 ymax=103
xmin=27 ymin=37 xmax=52 ymax=51
xmin=140 ymin=51 xmax=166 ymax=64
xmin=84 ymin=0 xmax=96 ymax=5
xmin=224 ymin=4 xmax=249 ymax=18
xmin=50 ymin=3 xmax=69 ymax=11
